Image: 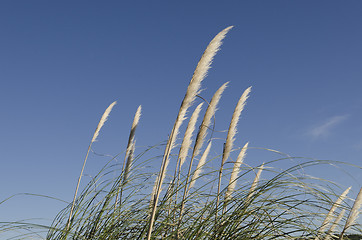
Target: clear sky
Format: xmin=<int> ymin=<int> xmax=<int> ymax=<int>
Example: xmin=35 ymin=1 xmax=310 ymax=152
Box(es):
xmin=1 ymin=0 xmax=362 ymax=230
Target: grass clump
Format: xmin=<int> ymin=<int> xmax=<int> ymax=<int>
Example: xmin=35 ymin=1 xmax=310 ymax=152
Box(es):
xmin=2 ymin=26 xmax=362 ymax=240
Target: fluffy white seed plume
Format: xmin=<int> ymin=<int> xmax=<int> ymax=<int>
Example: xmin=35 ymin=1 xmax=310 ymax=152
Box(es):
xmin=168 ymin=26 xmax=233 ymax=154
xmin=216 ymin=86 xmax=251 ymax=215
xmin=225 ymin=142 xmax=249 ymax=202
xmin=222 ymin=87 xmax=251 ymax=167
xmin=147 ymin=27 xmax=233 ymax=240
xmin=188 ymin=142 xmax=212 ymax=190
xmin=68 ymin=101 xmax=116 ymax=229
xmin=123 ymin=105 xmax=142 ymax=177
xmin=123 ymin=140 xmax=135 ymax=183
xmin=179 ymin=103 xmax=203 ymax=169
xmin=340 ymin=187 xmax=362 ymax=239
xmin=315 ymin=186 xmax=351 ymax=240
xmin=115 ymin=105 xmax=142 ymax=208
xmin=180 ymin=83 xmax=228 ymax=218
xmin=325 ymin=209 xmax=346 ymax=240
xmin=91 ymin=101 xmax=117 ymax=143
xmin=245 ymin=163 xmax=264 ymax=203
xmin=193 ymin=82 xmax=228 ymax=158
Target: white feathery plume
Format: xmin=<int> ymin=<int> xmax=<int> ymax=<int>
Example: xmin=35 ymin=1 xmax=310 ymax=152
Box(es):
xmin=68 ymin=101 xmax=116 ymax=229
xmin=123 ymin=140 xmax=135 ymax=183
xmin=123 ymin=105 xmax=142 ymax=180
xmin=325 ymin=209 xmax=346 ymax=240
xmin=91 ymin=102 xmax=117 ymax=143
xmin=188 ymin=142 xmax=212 ymax=190
xmin=147 ymin=27 xmax=233 ymax=240
xmin=222 ymin=87 xmax=251 ymax=167
xmin=340 ymin=187 xmax=362 ymax=239
xmin=225 ymin=142 xmax=249 ymax=202
xmin=178 ymin=103 xmax=203 ymax=169
xmin=168 ymin=26 xmax=233 ymax=154
xmin=193 ymin=82 xmax=228 ymax=158
xmin=245 ymin=163 xmax=264 ymax=203
xmin=216 ymin=87 xmax=251 ymax=212
xmin=115 ymin=105 xmax=142 ymax=208
xmin=180 ymin=82 xmax=228 ymax=219
xmin=315 ymin=186 xmax=351 ymax=240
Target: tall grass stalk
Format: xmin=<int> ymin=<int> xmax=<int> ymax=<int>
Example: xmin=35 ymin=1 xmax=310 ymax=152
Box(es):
xmin=178 ymin=82 xmax=228 ymax=224
xmin=146 ymin=26 xmax=233 ymax=240
xmin=115 ymin=105 xmax=141 ymax=208
xmin=172 ymin=103 xmax=203 ymax=214
xmin=3 ymin=27 xmax=362 ymax=240
xmin=223 ymin=142 xmax=249 ymax=212
xmin=67 ymin=101 xmax=116 ymax=230
xmin=216 ymin=86 xmax=251 ymax=220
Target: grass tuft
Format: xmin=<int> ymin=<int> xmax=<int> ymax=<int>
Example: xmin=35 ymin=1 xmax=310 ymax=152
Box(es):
xmin=1 ymin=27 xmax=361 ymax=240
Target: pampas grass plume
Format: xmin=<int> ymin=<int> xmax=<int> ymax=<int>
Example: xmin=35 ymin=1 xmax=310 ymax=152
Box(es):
xmin=324 ymin=209 xmax=346 ymax=240
xmin=147 ymin=27 xmax=233 ymax=240
xmin=188 ymin=141 xmax=212 ymax=190
xmin=222 ymin=87 xmax=251 ymax=166
xmin=315 ymin=186 xmax=351 ymax=240
xmin=246 ymin=163 xmax=264 ymax=203
xmin=225 ymin=142 xmax=249 ymax=202
xmin=193 ymin=82 xmax=228 ymax=157
xmin=123 ymin=105 xmax=142 ymax=179
xmin=91 ymin=101 xmax=117 ymax=143
xmin=68 ymin=101 xmax=116 ymax=229
xmin=179 ymin=103 xmax=203 ymax=169
xmin=340 ymin=187 xmax=362 ymax=239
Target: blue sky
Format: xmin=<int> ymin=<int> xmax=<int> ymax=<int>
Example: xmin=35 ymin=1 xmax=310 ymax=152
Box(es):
xmin=1 ymin=0 xmax=362 ymax=230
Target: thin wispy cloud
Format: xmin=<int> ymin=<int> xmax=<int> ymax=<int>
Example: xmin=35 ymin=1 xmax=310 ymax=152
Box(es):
xmin=307 ymin=115 xmax=348 ymax=139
